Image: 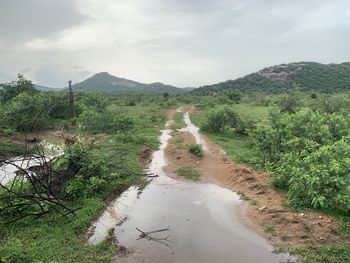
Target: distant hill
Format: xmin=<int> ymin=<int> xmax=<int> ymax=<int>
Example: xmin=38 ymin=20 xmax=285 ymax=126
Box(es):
xmin=193 ymin=62 xmax=350 ymax=94
xmin=71 ymin=72 xmax=193 ymax=95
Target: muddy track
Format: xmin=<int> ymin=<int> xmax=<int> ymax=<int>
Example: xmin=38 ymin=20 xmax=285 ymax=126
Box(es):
xmin=166 ymin=106 xmax=348 ymax=250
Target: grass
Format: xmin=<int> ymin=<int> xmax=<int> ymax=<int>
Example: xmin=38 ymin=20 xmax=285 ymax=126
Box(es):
xmin=190 ymin=103 xmax=273 ymax=165
xmin=187 ymin=143 xmax=204 ymax=157
xmin=176 ymin=167 xmax=201 ymax=181
xmin=292 ymin=246 xmax=350 ymax=263
xmin=263 ymin=224 xmax=275 ymax=234
xmin=174 ymin=135 xmax=185 ymax=150
xmin=172 ymin=112 xmax=184 ymax=131
xmin=0 ymin=198 xmax=115 ymax=263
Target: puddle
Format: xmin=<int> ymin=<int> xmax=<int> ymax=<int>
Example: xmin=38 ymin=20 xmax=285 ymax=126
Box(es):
xmin=0 ymin=157 xmax=49 ymax=185
xmin=88 ymin=111 xmax=296 ymax=263
xmin=0 ymin=142 xmax=63 ymax=186
xmin=179 ymin=112 xmax=208 ymax=151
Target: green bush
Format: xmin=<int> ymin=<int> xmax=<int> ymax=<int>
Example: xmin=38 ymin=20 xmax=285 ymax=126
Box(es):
xmin=203 ymin=108 xmax=229 ymax=132
xmin=188 ymin=144 xmax=204 ymax=157
xmin=204 ymin=107 xmax=255 ymax=135
xmin=250 ymin=109 xmax=350 ymax=213
xmin=55 ymin=142 xmax=111 ymax=198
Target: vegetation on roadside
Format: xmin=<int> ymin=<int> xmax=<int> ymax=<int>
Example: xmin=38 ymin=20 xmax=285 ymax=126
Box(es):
xmin=187 ymin=144 xmax=204 ymax=157
xmin=176 ymin=167 xmax=201 ymax=181
xmin=0 ymin=75 xmax=170 ymax=262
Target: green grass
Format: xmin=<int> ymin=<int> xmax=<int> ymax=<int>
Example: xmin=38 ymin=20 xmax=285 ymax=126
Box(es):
xmin=187 ymin=143 xmax=204 ymax=157
xmin=292 ymin=246 xmax=350 ymax=263
xmin=263 ymin=224 xmax=275 ymax=234
xmin=174 ymin=135 xmax=185 ymax=150
xmin=0 ymin=198 xmax=115 ymax=263
xmin=176 ymin=167 xmax=201 ymax=181
xmin=172 ymin=112 xmax=184 ymax=131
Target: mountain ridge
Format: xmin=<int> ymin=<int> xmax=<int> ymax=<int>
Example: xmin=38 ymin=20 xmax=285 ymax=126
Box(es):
xmin=71 ymin=72 xmax=194 ymax=95
xmin=192 ymin=61 xmax=350 ymax=94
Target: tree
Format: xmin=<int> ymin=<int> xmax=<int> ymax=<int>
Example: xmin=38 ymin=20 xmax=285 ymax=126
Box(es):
xmin=163 ymin=92 xmax=170 ymax=99
xmin=278 ymin=91 xmax=301 ymax=113
xmin=3 ymin=92 xmax=50 ymax=132
xmin=0 ymin=74 xmax=38 ymax=103
xmin=224 ymin=89 xmax=242 ymax=103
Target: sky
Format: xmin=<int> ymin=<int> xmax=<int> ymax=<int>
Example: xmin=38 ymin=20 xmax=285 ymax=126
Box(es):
xmin=1 ymin=0 xmax=350 ymax=88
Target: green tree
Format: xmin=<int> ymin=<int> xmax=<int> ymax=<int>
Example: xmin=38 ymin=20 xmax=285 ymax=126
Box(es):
xmin=224 ymin=89 xmax=242 ymax=103
xmin=0 ymin=74 xmax=38 ymax=102
xmin=3 ymin=92 xmax=50 ymax=132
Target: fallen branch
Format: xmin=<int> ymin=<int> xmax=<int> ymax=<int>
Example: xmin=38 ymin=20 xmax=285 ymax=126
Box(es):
xmin=135 ymin=227 xmax=174 ymax=252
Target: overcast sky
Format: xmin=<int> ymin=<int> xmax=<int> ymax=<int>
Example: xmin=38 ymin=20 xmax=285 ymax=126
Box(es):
xmin=1 ymin=0 xmax=350 ymax=88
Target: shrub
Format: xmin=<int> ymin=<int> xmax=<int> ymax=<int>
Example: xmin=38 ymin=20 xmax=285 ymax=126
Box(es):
xmin=250 ymin=109 xmax=350 ymax=213
xmin=188 ymin=144 xmax=204 ymax=157
xmin=204 ymin=107 xmax=255 ymax=135
xmin=203 ymin=108 xmax=228 ymax=132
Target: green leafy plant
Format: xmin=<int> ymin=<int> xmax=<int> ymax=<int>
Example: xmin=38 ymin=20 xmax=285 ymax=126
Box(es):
xmin=188 ymin=144 xmax=204 ymax=157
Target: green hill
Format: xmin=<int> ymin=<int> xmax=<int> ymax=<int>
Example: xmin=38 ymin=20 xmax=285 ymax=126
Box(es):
xmin=193 ymin=62 xmax=350 ymax=94
xmin=72 ymin=72 xmax=193 ymax=95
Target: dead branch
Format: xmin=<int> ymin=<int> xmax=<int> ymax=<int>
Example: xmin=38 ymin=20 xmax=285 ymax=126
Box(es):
xmin=143 ymin=173 xmax=159 ymax=178
xmin=135 ymin=227 xmax=174 ymax=251
xmin=0 ymin=144 xmax=81 ymax=224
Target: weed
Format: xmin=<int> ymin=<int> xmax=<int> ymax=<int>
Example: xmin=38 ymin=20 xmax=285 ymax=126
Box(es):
xmin=264 ymin=224 xmax=275 ymax=234
xmin=249 ymin=199 xmax=258 ymax=205
xmin=187 ymin=144 xmax=204 ymax=157
xmin=176 ymin=167 xmax=201 ymax=181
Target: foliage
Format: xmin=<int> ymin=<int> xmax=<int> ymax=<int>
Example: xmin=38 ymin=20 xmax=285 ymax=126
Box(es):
xmin=250 ymin=110 xmax=350 ymax=213
xmin=204 ymin=108 xmax=229 ymax=132
xmin=224 ymin=89 xmax=242 ymax=103
xmin=187 ymin=144 xmax=204 ymax=157
xmin=0 ymin=140 xmax=29 ymax=158
xmin=3 ymin=92 xmax=51 ymax=132
xmin=278 ymin=91 xmax=302 ymax=113
xmin=0 ymin=74 xmax=38 ymax=102
xmin=203 ymin=107 xmax=255 ymax=135
xmin=79 ymin=107 xmax=135 ymax=134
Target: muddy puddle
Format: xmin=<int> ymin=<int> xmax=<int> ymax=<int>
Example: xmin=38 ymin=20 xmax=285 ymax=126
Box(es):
xmin=0 ymin=157 xmax=49 ymax=185
xmin=0 ymin=142 xmax=63 ymax=185
xmin=88 ymin=113 xmax=296 ymax=263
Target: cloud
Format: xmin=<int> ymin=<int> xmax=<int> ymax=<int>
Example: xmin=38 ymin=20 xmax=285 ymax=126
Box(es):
xmin=1 ymin=0 xmax=350 ymax=87
xmin=0 ymin=0 xmax=87 ymax=42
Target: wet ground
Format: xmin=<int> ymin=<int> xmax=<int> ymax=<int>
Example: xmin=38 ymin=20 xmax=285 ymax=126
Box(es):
xmin=88 ymin=111 xmax=296 ymax=263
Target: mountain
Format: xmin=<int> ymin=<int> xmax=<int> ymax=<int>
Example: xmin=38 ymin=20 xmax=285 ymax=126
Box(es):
xmin=192 ymin=62 xmax=350 ymax=94
xmin=71 ymin=72 xmax=192 ymax=95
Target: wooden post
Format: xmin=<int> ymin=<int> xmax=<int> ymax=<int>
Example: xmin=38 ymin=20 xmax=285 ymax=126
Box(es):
xmin=68 ymin=80 xmax=76 ymax=118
